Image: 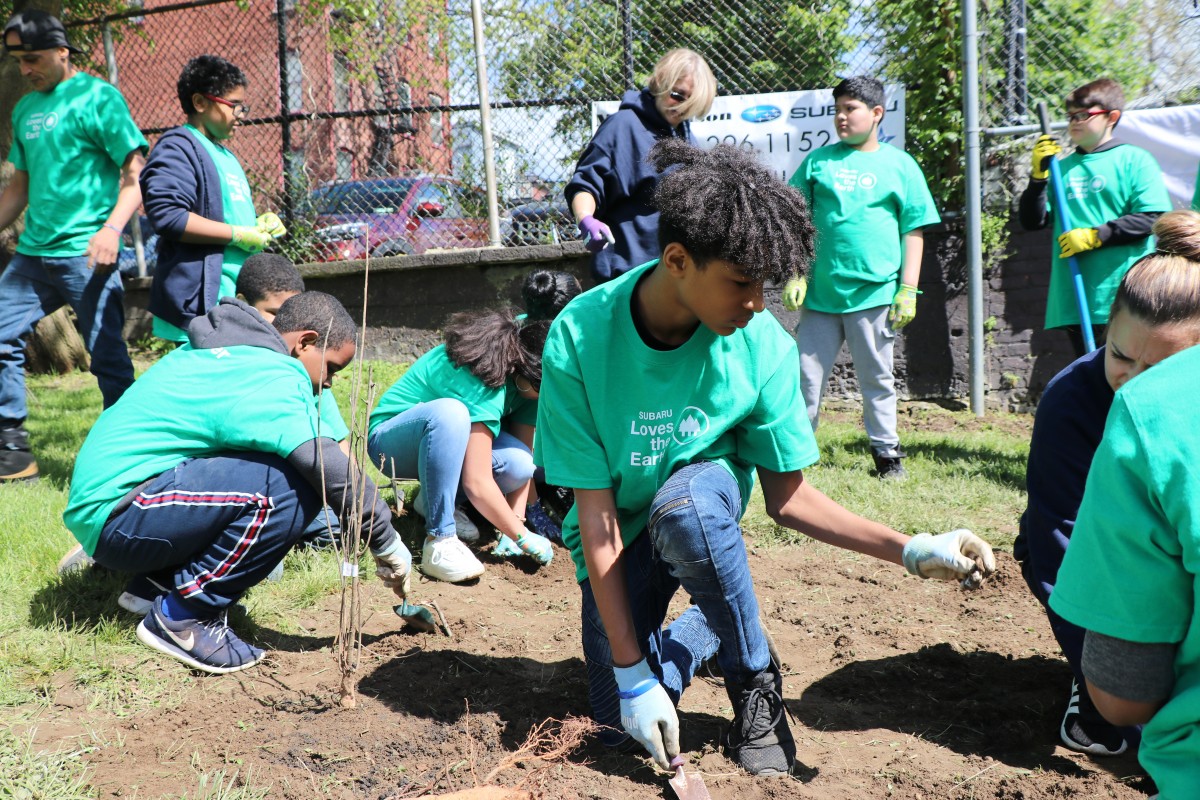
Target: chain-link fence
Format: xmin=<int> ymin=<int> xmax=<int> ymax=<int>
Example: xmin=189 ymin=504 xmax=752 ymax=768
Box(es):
xmin=60 ymin=0 xmax=1200 ymax=266
xmin=978 ymin=0 xmax=1200 ymax=202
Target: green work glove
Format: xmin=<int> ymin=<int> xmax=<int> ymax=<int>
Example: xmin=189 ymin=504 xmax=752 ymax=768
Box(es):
xmin=230 ymin=224 xmax=274 ymax=254
xmin=256 ymin=212 xmax=287 ymax=239
xmin=1030 ymin=134 xmax=1062 ymax=181
xmin=1058 ymin=227 xmax=1102 ymax=258
xmin=781 ymin=277 xmax=807 ymax=311
xmin=888 ymin=283 xmax=920 ymax=330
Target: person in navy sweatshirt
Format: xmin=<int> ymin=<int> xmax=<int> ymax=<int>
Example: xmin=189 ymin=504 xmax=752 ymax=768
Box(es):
xmin=565 ymin=49 xmax=716 ymax=282
xmin=1015 ymin=209 xmax=1200 ymax=759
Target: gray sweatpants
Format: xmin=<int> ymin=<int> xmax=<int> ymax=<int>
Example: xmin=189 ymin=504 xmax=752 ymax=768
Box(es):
xmin=795 ymin=304 xmax=898 ymax=451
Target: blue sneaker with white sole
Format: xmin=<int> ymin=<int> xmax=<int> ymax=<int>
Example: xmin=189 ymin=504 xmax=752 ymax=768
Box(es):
xmin=136 ymin=596 xmax=265 ymax=674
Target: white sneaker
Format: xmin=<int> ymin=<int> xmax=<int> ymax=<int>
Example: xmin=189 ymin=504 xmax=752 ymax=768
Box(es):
xmin=57 ymin=543 xmax=96 ymax=575
xmin=421 ymin=536 xmax=485 ymax=583
xmin=411 ymin=487 xmax=480 ymax=543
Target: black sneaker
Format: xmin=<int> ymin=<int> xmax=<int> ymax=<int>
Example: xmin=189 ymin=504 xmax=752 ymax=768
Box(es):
xmin=872 ymin=446 xmax=907 ymax=480
xmin=525 ymin=500 xmax=562 ymax=544
xmin=1061 ymin=680 xmax=1128 ymax=756
xmin=722 ymin=665 xmax=795 ymax=776
xmin=0 ymin=425 xmax=38 ymax=483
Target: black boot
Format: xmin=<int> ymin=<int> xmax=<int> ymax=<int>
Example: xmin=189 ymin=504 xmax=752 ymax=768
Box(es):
xmin=0 ymin=425 xmax=39 ymax=483
xmin=722 ymin=665 xmax=795 ymax=776
xmin=872 ymin=446 xmax=907 ymax=480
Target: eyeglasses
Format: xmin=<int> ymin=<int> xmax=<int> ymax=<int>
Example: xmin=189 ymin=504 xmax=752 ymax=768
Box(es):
xmin=203 ymin=94 xmax=249 ymax=117
xmin=669 ymin=90 xmax=689 ymax=103
xmin=1066 ymin=108 xmax=1111 ymax=123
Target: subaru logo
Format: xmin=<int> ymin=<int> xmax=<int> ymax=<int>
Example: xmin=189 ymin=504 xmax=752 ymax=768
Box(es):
xmin=741 ymin=105 xmax=781 ymax=123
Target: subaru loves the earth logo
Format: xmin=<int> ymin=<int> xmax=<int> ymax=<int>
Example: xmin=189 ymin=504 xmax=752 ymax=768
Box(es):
xmin=741 ymin=105 xmax=781 ymax=123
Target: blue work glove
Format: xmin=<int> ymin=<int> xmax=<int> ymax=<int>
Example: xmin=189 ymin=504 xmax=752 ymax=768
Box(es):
xmin=902 ymin=529 xmax=997 ymax=588
xmin=516 ymin=530 xmax=553 ymax=566
xmin=491 ymin=535 xmax=523 ymax=558
xmin=578 ymin=215 xmax=615 ymax=254
xmin=614 ymin=659 xmax=679 ymax=769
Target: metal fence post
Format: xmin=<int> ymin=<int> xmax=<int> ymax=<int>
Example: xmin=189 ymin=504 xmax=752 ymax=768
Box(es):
xmin=275 ymin=0 xmax=294 ymax=225
xmin=471 ymin=0 xmax=501 ymax=246
xmin=963 ymin=0 xmax=985 ymax=416
xmin=102 ymin=20 xmax=147 ymax=278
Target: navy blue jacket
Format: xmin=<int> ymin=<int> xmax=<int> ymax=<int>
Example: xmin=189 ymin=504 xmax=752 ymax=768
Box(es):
xmin=141 ymin=126 xmax=226 ymax=331
xmin=1015 ymin=347 xmax=1112 ymax=674
xmin=565 ymin=89 xmax=693 ymax=282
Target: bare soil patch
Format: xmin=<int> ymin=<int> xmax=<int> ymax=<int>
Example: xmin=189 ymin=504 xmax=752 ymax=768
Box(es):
xmin=24 ymin=538 xmax=1153 ymax=799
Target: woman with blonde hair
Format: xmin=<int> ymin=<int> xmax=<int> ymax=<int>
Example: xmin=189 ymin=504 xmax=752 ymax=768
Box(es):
xmin=1016 ymin=208 xmax=1200 ymax=760
xmin=566 ymin=48 xmax=717 ymax=282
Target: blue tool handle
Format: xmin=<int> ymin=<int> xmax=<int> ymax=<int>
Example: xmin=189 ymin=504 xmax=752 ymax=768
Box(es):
xmin=1037 ymin=102 xmax=1096 ymax=352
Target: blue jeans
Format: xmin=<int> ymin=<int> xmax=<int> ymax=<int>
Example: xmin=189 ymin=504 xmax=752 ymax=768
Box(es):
xmin=0 ymin=253 xmax=134 ymax=424
xmin=367 ymin=400 xmax=537 ymax=538
xmin=93 ymin=453 xmax=323 ymax=617
xmin=580 ymin=462 xmax=769 ymax=744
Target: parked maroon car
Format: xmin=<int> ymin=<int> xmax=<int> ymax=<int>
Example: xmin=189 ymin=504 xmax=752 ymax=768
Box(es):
xmin=309 ymin=176 xmax=489 ymax=261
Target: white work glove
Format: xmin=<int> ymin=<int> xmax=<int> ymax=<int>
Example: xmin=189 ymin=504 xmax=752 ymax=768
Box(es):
xmin=614 ymin=659 xmax=679 ymax=770
xmin=371 ymin=535 xmax=413 ymax=599
xmin=516 ymin=530 xmax=553 ymax=566
xmin=902 ymin=529 xmax=996 ymax=587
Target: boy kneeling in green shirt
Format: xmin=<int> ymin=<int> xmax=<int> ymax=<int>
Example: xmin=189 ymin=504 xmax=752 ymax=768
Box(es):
xmin=535 ymin=140 xmax=996 ymax=776
xmin=63 ymin=292 xmax=411 ymax=674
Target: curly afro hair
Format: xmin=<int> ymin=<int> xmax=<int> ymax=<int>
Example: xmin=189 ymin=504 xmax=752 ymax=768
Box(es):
xmin=650 ymin=139 xmax=814 ymax=284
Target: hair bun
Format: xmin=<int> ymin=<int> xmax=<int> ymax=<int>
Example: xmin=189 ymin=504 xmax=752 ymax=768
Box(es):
xmin=1152 ymin=210 xmax=1200 ymax=261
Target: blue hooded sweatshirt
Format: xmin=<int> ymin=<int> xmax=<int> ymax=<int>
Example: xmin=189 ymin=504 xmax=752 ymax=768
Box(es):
xmin=140 ymin=126 xmax=226 ymax=331
xmin=565 ymin=88 xmax=694 ymax=282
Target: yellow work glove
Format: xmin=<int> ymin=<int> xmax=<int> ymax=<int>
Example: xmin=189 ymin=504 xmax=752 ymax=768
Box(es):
xmin=256 ymin=212 xmax=287 ymax=239
xmin=230 ymin=224 xmax=274 ymax=254
xmin=888 ymin=283 xmax=920 ymax=330
xmin=1030 ymin=134 xmax=1062 ymax=181
xmin=781 ymin=277 xmax=807 ymax=311
xmin=1058 ymin=227 xmax=1102 ymax=259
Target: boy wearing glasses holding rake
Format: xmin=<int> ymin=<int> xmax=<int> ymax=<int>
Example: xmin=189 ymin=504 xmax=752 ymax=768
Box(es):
xmin=141 ymin=55 xmax=287 ymax=344
xmin=1019 ymin=78 xmax=1171 ymax=357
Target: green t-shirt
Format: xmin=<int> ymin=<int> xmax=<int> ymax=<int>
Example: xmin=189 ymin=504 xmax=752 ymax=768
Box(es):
xmin=1051 ymin=345 xmax=1200 ymax=799
xmin=317 ymin=388 xmax=350 ymax=442
xmin=1044 ymin=144 xmax=1171 ymax=329
xmin=535 ymin=262 xmax=821 ymax=583
xmin=369 ymin=344 xmax=508 ymax=437
xmin=8 ymin=72 xmax=147 ymax=257
xmin=788 ymin=142 xmax=940 ymax=313
xmin=152 ymin=126 xmax=257 ymax=343
xmin=1191 ymin=168 xmax=1199 ymax=212
xmin=64 ymin=344 xmax=325 ymax=554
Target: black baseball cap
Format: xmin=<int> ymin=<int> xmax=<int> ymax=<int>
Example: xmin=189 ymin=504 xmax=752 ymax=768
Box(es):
xmin=4 ymin=10 xmax=82 ymax=55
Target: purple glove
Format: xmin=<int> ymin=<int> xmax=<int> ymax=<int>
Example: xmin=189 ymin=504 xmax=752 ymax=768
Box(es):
xmin=578 ymin=215 xmax=615 ymax=253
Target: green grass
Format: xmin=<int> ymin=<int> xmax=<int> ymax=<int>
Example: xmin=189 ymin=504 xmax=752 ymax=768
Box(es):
xmin=0 ymin=360 xmax=1032 ymax=796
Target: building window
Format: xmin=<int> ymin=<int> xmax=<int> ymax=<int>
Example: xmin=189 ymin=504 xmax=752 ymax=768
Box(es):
xmin=285 ymin=50 xmax=303 ymax=113
xmin=334 ymin=54 xmax=351 ymax=113
xmin=336 ymin=149 xmax=353 ymax=181
xmin=428 ymin=92 xmax=444 ymax=144
xmin=396 ymin=79 xmax=413 ymax=133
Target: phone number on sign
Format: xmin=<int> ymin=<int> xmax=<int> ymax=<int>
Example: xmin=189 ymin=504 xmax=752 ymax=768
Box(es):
xmin=703 ymin=129 xmax=834 ymax=154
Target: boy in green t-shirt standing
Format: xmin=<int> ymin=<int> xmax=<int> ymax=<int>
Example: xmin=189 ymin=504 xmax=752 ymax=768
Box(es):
xmin=535 ymin=139 xmax=995 ymax=777
xmin=0 ymin=10 xmax=147 ymax=483
xmin=141 ymin=55 xmax=286 ymax=345
xmin=782 ymin=76 xmax=940 ymax=480
xmin=1019 ymin=78 xmax=1171 ymax=357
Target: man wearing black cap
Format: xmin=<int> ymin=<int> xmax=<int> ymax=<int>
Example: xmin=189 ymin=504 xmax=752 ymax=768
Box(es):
xmin=0 ymin=10 xmax=146 ymax=483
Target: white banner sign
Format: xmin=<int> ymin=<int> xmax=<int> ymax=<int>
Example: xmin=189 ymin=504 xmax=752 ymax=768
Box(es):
xmin=1112 ymin=104 xmax=1200 ymax=210
xmin=594 ymin=86 xmax=907 ymax=183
